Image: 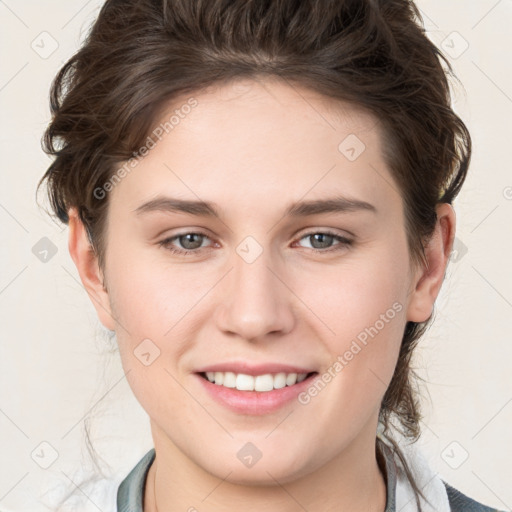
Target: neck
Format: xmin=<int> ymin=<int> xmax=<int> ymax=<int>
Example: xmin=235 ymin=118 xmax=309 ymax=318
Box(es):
xmin=144 ymin=424 xmax=388 ymax=512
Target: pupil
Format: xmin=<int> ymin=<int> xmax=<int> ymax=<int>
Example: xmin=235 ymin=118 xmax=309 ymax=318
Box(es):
xmin=181 ymin=233 xmax=202 ymax=249
xmin=312 ymin=233 xmax=332 ymax=249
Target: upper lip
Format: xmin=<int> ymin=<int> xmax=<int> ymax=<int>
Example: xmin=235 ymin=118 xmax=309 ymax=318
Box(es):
xmin=194 ymin=362 xmax=316 ymax=376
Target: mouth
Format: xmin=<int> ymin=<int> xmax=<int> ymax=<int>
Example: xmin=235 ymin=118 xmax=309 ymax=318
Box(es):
xmin=193 ymin=362 xmax=320 ymax=414
xmin=197 ymin=370 xmax=318 ymax=392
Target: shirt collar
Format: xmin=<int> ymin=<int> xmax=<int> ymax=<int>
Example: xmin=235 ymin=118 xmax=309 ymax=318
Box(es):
xmin=117 ymin=448 xmax=155 ymax=512
xmin=117 ymin=441 xmax=397 ymax=512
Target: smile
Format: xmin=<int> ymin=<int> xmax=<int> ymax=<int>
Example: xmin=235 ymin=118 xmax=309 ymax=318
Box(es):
xmin=195 ymin=370 xmax=319 ymax=415
xmin=200 ymin=371 xmax=314 ymax=392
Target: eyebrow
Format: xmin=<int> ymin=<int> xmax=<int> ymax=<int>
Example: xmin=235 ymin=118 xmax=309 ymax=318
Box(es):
xmin=133 ymin=195 xmax=377 ymax=218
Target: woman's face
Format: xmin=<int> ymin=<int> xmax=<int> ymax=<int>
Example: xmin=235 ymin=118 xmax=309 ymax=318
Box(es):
xmin=86 ymin=78 xmax=432 ymax=484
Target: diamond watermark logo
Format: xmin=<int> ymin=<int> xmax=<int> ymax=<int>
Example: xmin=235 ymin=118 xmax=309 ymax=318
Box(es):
xmin=441 ymin=31 xmax=469 ymax=60
xmin=237 ymin=442 xmax=262 ymax=468
xmin=449 ymin=237 xmax=468 ymax=264
xmin=338 ymin=134 xmax=366 ymax=162
xmin=441 ymin=441 xmax=469 ymax=470
xmin=236 ymin=236 xmax=263 ymax=264
xmin=31 ymin=31 xmax=59 ymax=59
xmin=31 ymin=441 xmax=59 ymax=469
xmin=32 ymin=237 xmax=58 ymax=263
xmin=134 ymin=338 xmax=161 ymax=366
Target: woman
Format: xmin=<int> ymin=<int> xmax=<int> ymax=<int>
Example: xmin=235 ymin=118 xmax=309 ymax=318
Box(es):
xmin=38 ymin=0 xmax=504 ymax=510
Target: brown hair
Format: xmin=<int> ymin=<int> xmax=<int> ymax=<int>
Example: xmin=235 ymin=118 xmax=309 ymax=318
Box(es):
xmin=38 ymin=0 xmax=471 ymax=507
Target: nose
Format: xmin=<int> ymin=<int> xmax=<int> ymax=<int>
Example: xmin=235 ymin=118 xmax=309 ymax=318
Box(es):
xmin=214 ymin=247 xmax=295 ymax=342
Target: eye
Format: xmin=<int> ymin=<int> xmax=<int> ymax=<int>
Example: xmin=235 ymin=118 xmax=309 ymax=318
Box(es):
xmin=158 ymin=231 xmax=214 ymax=255
xmin=295 ymin=230 xmax=353 ymax=252
xmin=158 ymin=229 xmax=353 ymax=256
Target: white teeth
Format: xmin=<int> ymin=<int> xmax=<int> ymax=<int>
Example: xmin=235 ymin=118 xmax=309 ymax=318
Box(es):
xmin=254 ymin=374 xmax=274 ymax=392
xmin=222 ymin=371 xmax=236 ymax=388
xmin=203 ymin=371 xmax=311 ymax=391
xmin=273 ymin=372 xmax=287 ymax=389
xmin=285 ymin=372 xmax=298 ymax=386
xmin=236 ymin=373 xmax=254 ymax=391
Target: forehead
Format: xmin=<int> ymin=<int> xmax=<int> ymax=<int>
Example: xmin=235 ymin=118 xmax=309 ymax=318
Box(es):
xmin=108 ymin=77 xmax=401 ymax=221
xmin=175 ymin=76 xmax=382 ymax=146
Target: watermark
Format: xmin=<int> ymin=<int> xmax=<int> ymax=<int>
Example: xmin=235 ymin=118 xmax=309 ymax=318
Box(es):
xmin=134 ymin=338 xmax=161 ymax=366
xmin=441 ymin=31 xmax=469 ymax=60
xmin=449 ymin=236 xmax=468 ymax=264
xmin=338 ymin=133 xmax=366 ymax=162
xmin=31 ymin=441 xmax=59 ymax=469
xmin=32 ymin=236 xmax=58 ymax=263
xmin=237 ymin=441 xmax=263 ymax=468
xmin=236 ymin=235 xmax=264 ymax=264
xmin=93 ymin=97 xmax=198 ymax=200
xmin=441 ymin=441 xmax=469 ymax=469
xmin=31 ymin=31 xmax=59 ymax=59
xmin=298 ymin=301 xmax=403 ymax=405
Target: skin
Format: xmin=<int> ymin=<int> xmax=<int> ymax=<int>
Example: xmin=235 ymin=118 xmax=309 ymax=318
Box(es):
xmin=68 ymin=77 xmax=455 ymax=512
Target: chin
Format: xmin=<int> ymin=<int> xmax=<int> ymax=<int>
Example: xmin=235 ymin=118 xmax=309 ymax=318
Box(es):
xmin=199 ymin=452 xmax=314 ymax=486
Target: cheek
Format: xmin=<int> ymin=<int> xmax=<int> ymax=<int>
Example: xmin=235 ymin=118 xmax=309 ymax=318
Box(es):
xmin=105 ymin=240 xmax=207 ymax=338
xmin=296 ymin=242 xmax=409 ymax=398
xmin=298 ymin=242 xmax=408 ymax=343
xmin=105 ymin=256 xmax=202 ymax=419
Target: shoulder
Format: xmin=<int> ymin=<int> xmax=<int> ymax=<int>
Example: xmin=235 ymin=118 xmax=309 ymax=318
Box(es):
xmin=443 ymin=480 xmax=505 ymax=512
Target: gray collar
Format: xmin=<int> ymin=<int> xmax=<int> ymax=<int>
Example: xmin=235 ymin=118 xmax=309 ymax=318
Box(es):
xmin=117 ymin=448 xmax=155 ymax=512
xmin=117 ymin=442 xmax=397 ymax=511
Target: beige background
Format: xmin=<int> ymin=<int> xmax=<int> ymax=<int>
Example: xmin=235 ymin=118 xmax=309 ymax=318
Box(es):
xmin=1 ymin=0 xmax=511 ymax=510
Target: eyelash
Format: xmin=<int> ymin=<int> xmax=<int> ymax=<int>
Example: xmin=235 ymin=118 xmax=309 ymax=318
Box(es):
xmin=158 ymin=230 xmax=353 ymax=256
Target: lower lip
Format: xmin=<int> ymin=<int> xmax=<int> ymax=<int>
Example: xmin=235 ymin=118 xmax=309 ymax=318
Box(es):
xmin=195 ymin=372 xmax=318 ymax=415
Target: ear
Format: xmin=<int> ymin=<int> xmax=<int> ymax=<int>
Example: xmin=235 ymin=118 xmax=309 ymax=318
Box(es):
xmin=406 ymin=203 xmax=456 ymax=323
xmin=67 ymin=208 xmax=116 ymax=331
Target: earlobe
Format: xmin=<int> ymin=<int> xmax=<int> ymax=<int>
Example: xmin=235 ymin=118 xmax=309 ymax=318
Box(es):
xmin=406 ymin=203 xmax=456 ymax=323
xmin=67 ymin=208 xmax=116 ymax=331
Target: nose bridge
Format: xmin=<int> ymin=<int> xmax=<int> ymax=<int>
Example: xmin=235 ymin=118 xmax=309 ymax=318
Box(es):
xmin=216 ymin=240 xmax=294 ymax=341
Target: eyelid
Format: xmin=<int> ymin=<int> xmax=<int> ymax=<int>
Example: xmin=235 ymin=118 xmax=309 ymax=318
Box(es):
xmin=293 ymin=229 xmax=353 ymax=251
xmin=294 ymin=224 xmax=356 ymax=239
xmin=158 ymin=230 xmax=215 ymax=252
xmin=158 ymin=228 xmax=354 ymax=255
xmin=295 ymin=226 xmax=353 ymax=240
